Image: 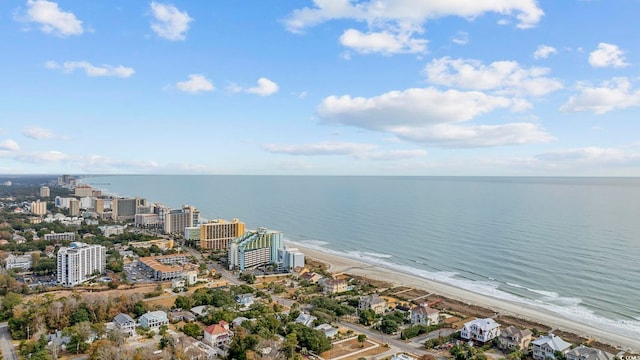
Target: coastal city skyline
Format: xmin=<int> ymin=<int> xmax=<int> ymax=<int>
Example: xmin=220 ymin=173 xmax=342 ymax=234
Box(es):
xmin=1 ymin=1 xmax=640 ymax=176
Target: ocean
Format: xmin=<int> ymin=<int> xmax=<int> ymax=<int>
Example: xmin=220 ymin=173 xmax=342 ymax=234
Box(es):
xmin=82 ymin=175 xmax=640 ymax=338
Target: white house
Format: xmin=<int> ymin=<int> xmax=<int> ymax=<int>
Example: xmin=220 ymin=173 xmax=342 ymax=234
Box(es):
xmin=113 ymin=313 xmax=136 ymax=337
xmin=460 ymin=318 xmax=501 ymax=343
xmin=139 ymin=311 xmax=169 ymax=332
xmin=410 ymin=303 xmax=440 ymax=326
xmin=204 ymin=321 xmax=232 ymax=348
xmin=295 ymin=312 xmax=317 ymax=327
xmin=235 ymin=293 xmax=254 ymax=307
xmin=532 ymin=333 xmax=572 ymax=360
xmin=314 ymin=324 xmax=338 ymax=338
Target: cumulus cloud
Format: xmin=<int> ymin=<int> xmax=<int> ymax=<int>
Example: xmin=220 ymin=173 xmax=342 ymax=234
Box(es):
xmin=263 ymin=141 xmax=428 ymax=160
xmin=284 ymin=0 xmax=542 ymax=55
xmin=423 ymin=57 xmax=563 ymax=97
xmin=588 ymin=43 xmax=629 ymax=68
xmin=23 ymin=126 xmax=55 ymax=139
xmin=246 ymin=78 xmax=279 ymax=96
xmin=317 ymin=87 xmax=553 ymax=147
xmin=176 ymin=74 xmax=214 ymax=93
xmin=339 ymin=27 xmax=427 ymax=55
xmin=150 ymin=1 xmax=193 ymax=41
xmin=20 ymin=0 xmax=83 ymax=37
xmin=228 ymin=78 xmax=278 ymax=96
xmin=16 ymin=150 xmax=69 ymax=162
xmin=0 ymin=140 xmax=20 ymax=152
xmin=45 ymin=61 xmax=135 ymax=78
xmin=533 ymin=45 xmax=557 ymax=59
xmin=561 ymin=77 xmax=640 ymax=114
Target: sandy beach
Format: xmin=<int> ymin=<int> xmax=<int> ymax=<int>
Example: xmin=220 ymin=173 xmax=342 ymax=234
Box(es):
xmin=288 ymin=242 xmax=640 ymax=353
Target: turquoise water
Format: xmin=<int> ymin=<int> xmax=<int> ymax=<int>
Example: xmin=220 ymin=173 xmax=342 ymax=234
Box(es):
xmin=83 ymin=175 xmax=640 ymax=338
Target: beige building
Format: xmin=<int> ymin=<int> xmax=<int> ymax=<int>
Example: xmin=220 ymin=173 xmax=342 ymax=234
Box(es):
xmin=74 ymin=184 xmax=93 ymax=197
xmin=199 ymin=219 xmax=245 ymax=250
xmin=69 ymin=198 xmax=80 ymax=216
xmin=359 ymin=294 xmax=387 ymax=314
xmin=129 ymin=238 xmax=174 ymax=250
xmin=320 ymin=278 xmax=349 ymax=294
xmin=40 ymin=186 xmax=50 ymax=198
xmin=498 ymin=326 xmax=533 ymax=352
xmin=31 ymin=200 xmax=47 ymax=216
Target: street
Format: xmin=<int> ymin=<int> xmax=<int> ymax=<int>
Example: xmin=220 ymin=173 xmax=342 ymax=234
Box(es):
xmin=0 ymin=322 xmax=18 ymax=360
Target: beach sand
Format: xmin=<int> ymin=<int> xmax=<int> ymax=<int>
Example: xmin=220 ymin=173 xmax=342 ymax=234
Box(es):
xmin=289 ymin=243 xmax=640 ymax=353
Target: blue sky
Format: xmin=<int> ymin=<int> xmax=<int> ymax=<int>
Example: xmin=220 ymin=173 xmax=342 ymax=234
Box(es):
xmin=1 ymin=0 xmax=639 ymax=176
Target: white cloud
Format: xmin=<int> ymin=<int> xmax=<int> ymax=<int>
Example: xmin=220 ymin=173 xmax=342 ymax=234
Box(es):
xmin=285 ymin=0 xmax=542 ymax=56
xmin=451 ymin=31 xmax=469 ymax=45
xmin=23 ymin=126 xmax=55 ymax=139
xmin=263 ymin=141 xmax=428 ymax=160
xmin=339 ymin=28 xmax=427 ymax=55
xmin=536 ymin=147 xmax=639 ymax=164
xmin=423 ymin=57 xmax=563 ymax=97
xmin=588 ymin=43 xmax=629 ymax=68
xmin=0 ymin=139 xmax=20 ymax=152
xmin=246 ymin=78 xmax=279 ymax=96
xmin=45 ymin=61 xmax=135 ymax=78
xmin=263 ymin=142 xmax=376 ymax=156
xmin=285 ymin=0 xmax=543 ymax=32
xmin=561 ymin=77 xmax=640 ymax=114
xmin=16 ymin=150 xmax=69 ymax=162
xmin=533 ymin=45 xmax=557 ymax=59
xmin=176 ymin=74 xmax=214 ymax=93
xmin=22 ymin=0 xmax=83 ymax=37
xmin=317 ymin=87 xmax=553 ymax=147
xmin=150 ymin=1 xmax=193 ymax=41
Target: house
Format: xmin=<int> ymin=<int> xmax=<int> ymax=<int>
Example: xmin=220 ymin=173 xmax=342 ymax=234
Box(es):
xmin=300 ymin=271 xmax=322 ymax=283
xmin=531 ymin=333 xmax=572 ymax=360
xmin=204 ymin=321 xmax=232 ymax=348
xmin=498 ymin=326 xmax=533 ymax=352
xmin=460 ymin=318 xmax=501 ymax=343
xmin=191 ymin=305 xmax=212 ymax=317
xmin=314 ymin=324 xmax=338 ymax=338
xmin=320 ymin=278 xmax=349 ymax=294
xmin=410 ymin=303 xmax=440 ymax=326
xmin=168 ymin=310 xmax=196 ymax=323
xmin=566 ymin=346 xmax=615 ymax=360
xmin=292 ymin=266 xmax=308 ymax=279
xmin=113 ymin=313 xmax=136 ymax=337
xmin=295 ymin=312 xmax=317 ymax=327
xmin=139 ymin=311 xmax=169 ymax=332
xmin=47 ymin=330 xmax=71 ymax=350
xmin=235 ymin=293 xmax=254 ymax=307
xmin=359 ymin=294 xmax=386 ymax=314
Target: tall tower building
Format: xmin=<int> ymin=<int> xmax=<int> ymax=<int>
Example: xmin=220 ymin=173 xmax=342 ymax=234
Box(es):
xmin=30 ymin=200 xmax=47 ymax=216
xmin=69 ymin=198 xmax=80 ymax=216
xmin=164 ymin=205 xmax=200 ymax=234
xmin=57 ymin=242 xmax=106 ymax=286
xmin=112 ymin=197 xmax=146 ymax=222
xmin=200 ymin=219 xmax=245 ymax=250
xmin=40 ymin=186 xmax=50 ymax=198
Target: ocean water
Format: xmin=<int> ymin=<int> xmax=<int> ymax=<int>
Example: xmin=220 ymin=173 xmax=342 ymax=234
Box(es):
xmin=83 ymin=175 xmax=640 ymax=338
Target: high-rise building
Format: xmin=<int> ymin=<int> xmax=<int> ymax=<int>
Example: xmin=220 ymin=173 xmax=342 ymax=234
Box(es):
xmin=95 ymin=199 xmax=105 ymax=213
xmin=228 ymin=227 xmax=284 ymax=271
xmin=40 ymin=186 xmax=50 ymax=198
xmin=69 ymin=198 xmax=80 ymax=216
xmin=199 ymin=219 xmax=245 ymax=250
xmin=57 ymin=242 xmax=106 ymax=286
xmin=30 ymin=200 xmax=47 ymax=216
xmin=74 ymin=184 xmax=93 ymax=197
xmin=164 ymin=205 xmax=200 ymax=234
xmin=112 ymin=197 xmax=146 ymax=222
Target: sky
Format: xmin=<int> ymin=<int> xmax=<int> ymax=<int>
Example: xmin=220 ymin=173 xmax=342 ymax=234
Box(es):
xmin=1 ymin=0 xmax=640 ymax=176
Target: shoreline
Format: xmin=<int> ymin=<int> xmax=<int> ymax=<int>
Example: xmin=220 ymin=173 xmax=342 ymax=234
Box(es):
xmin=287 ymin=242 xmax=640 ymax=353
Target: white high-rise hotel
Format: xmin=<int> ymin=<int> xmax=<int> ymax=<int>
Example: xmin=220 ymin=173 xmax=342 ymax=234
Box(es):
xmin=57 ymin=242 xmax=106 ymax=286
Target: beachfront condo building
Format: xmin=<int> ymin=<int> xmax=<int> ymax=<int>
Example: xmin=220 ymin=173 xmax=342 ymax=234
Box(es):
xmin=111 ymin=197 xmax=147 ymax=222
xmin=57 ymin=242 xmax=106 ymax=286
xmin=164 ymin=205 xmax=200 ymax=234
xmin=228 ymin=227 xmax=284 ymax=271
xmin=277 ymin=247 xmax=305 ymax=271
xmin=74 ymin=184 xmax=94 ymax=197
xmin=199 ymin=219 xmax=245 ymax=250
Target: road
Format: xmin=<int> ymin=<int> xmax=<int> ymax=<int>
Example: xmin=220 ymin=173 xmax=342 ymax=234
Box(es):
xmin=336 ymin=319 xmax=429 ymax=358
xmin=0 ymin=322 xmax=18 ymax=360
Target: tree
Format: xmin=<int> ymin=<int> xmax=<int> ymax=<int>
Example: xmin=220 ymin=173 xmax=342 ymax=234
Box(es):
xmin=174 ymin=295 xmax=193 ymax=310
xmin=359 ymin=309 xmax=376 ymax=326
xmin=182 ymin=323 xmax=202 ymax=338
xmin=357 ymin=334 xmax=367 ymax=347
xmin=378 ymin=319 xmax=399 ymax=334
xmin=283 ymin=332 xmax=298 ymax=359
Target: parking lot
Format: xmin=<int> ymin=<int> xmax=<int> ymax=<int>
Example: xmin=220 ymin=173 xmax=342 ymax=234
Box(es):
xmin=124 ymin=262 xmax=154 ymax=283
